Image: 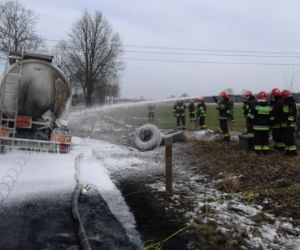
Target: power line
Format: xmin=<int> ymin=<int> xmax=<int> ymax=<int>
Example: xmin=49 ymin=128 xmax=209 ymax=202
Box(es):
xmin=42 ymin=39 xmax=300 ymax=55
xmin=124 ymin=44 xmax=300 ymax=55
xmin=123 ymin=57 xmax=300 ymax=66
xmin=40 ymin=41 xmax=300 ymax=63
xmin=124 ymin=50 xmax=300 ymax=58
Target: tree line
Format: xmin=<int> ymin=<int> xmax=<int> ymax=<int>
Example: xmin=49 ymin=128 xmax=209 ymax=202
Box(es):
xmin=0 ymin=0 xmax=123 ymax=106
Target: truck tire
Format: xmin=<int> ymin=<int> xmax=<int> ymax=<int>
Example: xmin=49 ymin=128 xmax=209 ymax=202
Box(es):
xmin=134 ymin=124 xmax=162 ymax=151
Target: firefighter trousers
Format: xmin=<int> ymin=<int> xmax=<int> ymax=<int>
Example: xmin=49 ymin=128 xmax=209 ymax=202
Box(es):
xmin=189 ymin=112 xmax=195 ymax=122
xmin=176 ymin=115 xmax=186 ymax=129
xmin=219 ymin=119 xmax=229 ymax=139
xmin=199 ymin=116 xmax=206 ymax=129
xmin=282 ymin=127 xmax=297 ymax=155
xmin=272 ymin=127 xmax=284 ymax=150
xmin=254 ymin=130 xmax=270 ymax=153
xmin=148 ymin=111 xmax=155 ymax=122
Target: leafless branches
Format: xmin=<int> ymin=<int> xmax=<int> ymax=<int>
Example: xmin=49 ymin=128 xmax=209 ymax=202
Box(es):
xmin=65 ymin=10 xmax=123 ymax=106
xmin=0 ymin=0 xmax=44 ymax=56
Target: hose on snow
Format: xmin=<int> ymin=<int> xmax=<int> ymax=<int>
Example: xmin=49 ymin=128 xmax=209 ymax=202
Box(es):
xmin=72 ymin=154 xmax=92 ymax=250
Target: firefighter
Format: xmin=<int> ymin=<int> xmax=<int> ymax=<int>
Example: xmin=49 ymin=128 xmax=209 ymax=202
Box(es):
xmin=242 ymin=91 xmax=256 ymax=133
xmin=188 ymin=100 xmax=196 ymax=123
xmin=215 ymin=91 xmax=232 ymax=141
xmin=248 ymin=91 xmax=274 ymax=154
xmin=173 ymin=101 xmax=187 ymax=130
xmin=148 ymin=104 xmax=155 ymax=122
xmin=281 ymin=90 xmax=297 ymax=156
xmin=269 ymin=88 xmax=285 ymax=151
xmin=196 ymin=97 xmax=207 ymax=129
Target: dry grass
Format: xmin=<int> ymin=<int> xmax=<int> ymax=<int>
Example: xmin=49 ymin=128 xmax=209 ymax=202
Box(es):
xmin=183 ymin=140 xmax=300 ymax=221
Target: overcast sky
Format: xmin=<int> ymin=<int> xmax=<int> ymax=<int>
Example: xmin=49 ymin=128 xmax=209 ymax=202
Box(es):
xmin=17 ymin=0 xmax=300 ymax=99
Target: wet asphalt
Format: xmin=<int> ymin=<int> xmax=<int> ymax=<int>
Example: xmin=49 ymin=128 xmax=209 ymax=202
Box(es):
xmin=0 ymin=189 xmax=139 ymax=250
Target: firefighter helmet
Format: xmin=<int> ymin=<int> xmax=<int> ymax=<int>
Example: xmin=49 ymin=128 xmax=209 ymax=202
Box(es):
xmin=245 ymin=91 xmax=253 ymax=98
xmin=257 ymin=91 xmax=268 ymax=100
xmin=219 ymin=91 xmax=229 ymax=99
xmin=281 ymin=89 xmax=292 ymax=99
xmin=271 ymin=88 xmax=281 ymax=97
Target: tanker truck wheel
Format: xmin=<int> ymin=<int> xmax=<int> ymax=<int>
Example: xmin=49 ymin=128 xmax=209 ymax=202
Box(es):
xmin=134 ymin=124 xmax=162 ymax=151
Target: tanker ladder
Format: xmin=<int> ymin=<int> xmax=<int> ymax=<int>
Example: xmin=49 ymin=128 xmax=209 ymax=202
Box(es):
xmin=0 ymin=51 xmax=24 ymax=148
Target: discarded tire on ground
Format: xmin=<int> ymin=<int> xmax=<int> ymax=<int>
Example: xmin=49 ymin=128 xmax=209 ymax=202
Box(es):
xmin=134 ymin=124 xmax=162 ymax=151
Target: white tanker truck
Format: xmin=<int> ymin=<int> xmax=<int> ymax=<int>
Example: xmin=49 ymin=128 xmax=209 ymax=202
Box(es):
xmin=0 ymin=51 xmax=71 ymax=152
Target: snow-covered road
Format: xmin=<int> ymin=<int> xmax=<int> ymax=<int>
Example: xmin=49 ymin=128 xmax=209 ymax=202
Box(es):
xmin=0 ymin=137 xmax=143 ymax=249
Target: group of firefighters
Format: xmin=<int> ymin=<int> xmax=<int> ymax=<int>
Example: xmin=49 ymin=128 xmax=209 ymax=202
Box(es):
xmin=243 ymin=88 xmax=297 ymax=156
xmin=172 ymin=98 xmax=207 ymax=130
xmin=171 ymin=88 xmax=298 ymax=156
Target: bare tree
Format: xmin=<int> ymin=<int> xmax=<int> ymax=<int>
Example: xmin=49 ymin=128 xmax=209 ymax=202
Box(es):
xmin=52 ymin=40 xmax=68 ymax=70
xmin=103 ymin=82 xmax=120 ymax=104
xmin=0 ymin=0 xmax=44 ymax=56
xmin=111 ymin=82 xmax=120 ymax=103
xmin=67 ymin=10 xmax=123 ymax=106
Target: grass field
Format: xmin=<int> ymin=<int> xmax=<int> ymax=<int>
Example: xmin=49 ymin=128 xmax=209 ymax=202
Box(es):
xmin=112 ymin=103 xmax=245 ymax=132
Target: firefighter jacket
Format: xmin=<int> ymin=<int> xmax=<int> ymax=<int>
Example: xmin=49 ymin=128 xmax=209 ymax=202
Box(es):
xmin=216 ymin=98 xmax=232 ymax=120
xmin=243 ymin=96 xmax=256 ymax=118
xmin=196 ymin=103 xmax=206 ymax=117
xmin=248 ymin=100 xmax=274 ymax=130
xmin=188 ymin=102 xmax=195 ymax=113
xmin=280 ymin=97 xmax=297 ymax=128
xmin=269 ymin=96 xmax=283 ymax=128
xmin=173 ymin=103 xmax=187 ymax=117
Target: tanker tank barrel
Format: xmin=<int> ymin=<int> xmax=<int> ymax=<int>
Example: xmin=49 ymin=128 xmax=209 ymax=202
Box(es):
xmin=0 ymin=52 xmax=71 ymax=146
xmin=9 ymin=51 xmax=53 ymax=63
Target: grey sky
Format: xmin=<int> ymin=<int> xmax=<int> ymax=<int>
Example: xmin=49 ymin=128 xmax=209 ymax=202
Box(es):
xmin=17 ymin=0 xmax=300 ymax=98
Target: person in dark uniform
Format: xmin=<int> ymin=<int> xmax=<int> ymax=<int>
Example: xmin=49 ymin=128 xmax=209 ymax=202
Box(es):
xmin=188 ymin=100 xmax=196 ymax=123
xmin=173 ymin=101 xmax=187 ymax=130
xmin=280 ymin=90 xmax=297 ymax=156
xmin=248 ymin=91 xmax=274 ymax=154
xmin=270 ymin=88 xmax=285 ymax=151
xmin=148 ymin=104 xmax=155 ymax=122
xmin=196 ymin=97 xmax=207 ymax=129
xmin=215 ymin=91 xmax=232 ymax=141
xmin=242 ymin=91 xmax=256 ymax=133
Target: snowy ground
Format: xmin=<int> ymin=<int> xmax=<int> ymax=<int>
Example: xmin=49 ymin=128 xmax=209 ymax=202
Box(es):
xmin=1 ymin=103 xmax=299 ymax=249
xmin=67 ymin=104 xmax=300 ymax=250
xmin=0 ymin=137 xmax=143 ymax=249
